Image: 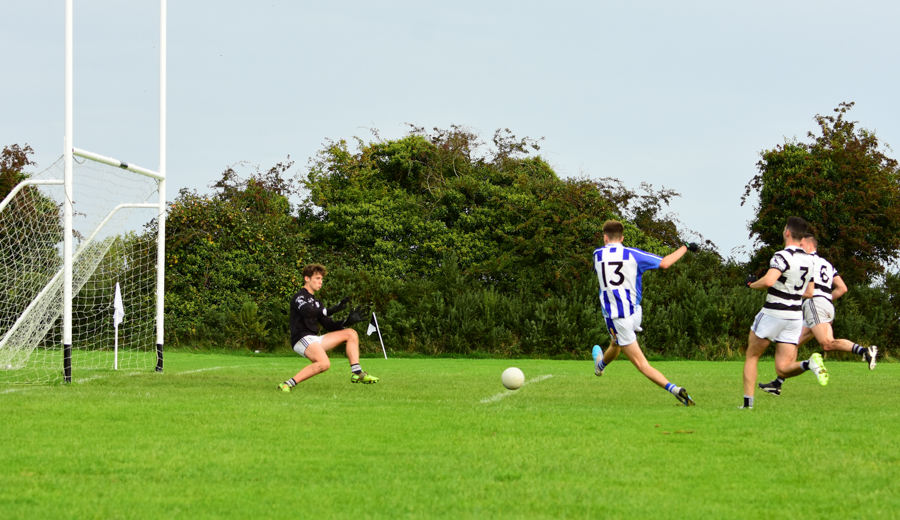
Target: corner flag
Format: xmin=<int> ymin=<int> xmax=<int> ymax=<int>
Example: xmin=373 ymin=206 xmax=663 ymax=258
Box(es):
xmin=113 ymin=283 xmax=125 ymax=370
xmin=366 ymin=313 xmax=387 ymax=359
xmin=114 ymin=283 xmax=125 ymax=328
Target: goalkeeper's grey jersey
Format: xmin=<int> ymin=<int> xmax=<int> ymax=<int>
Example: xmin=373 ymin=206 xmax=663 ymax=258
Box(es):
xmin=808 ymin=251 xmax=839 ymax=301
xmin=761 ymin=245 xmax=813 ymax=320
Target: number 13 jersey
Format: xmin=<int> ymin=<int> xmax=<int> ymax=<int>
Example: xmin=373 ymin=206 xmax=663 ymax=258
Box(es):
xmin=762 ymin=245 xmax=813 ymax=320
xmin=593 ymin=244 xmax=662 ymax=319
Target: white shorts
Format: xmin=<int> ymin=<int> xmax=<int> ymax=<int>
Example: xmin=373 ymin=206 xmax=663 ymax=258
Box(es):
xmin=292 ymin=335 xmax=322 ymax=359
xmin=604 ymin=306 xmax=643 ymax=347
xmin=803 ymin=298 xmax=835 ymax=328
xmin=751 ymin=311 xmax=802 ymax=345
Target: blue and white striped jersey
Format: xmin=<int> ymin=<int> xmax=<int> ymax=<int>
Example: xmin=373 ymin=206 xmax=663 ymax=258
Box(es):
xmin=762 ymin=245 xmax=813 ymax=319
xmin=808 ymin=251 xmax=839 ymax=301
xmin=593 ymin=243 xmax=662 ymax=319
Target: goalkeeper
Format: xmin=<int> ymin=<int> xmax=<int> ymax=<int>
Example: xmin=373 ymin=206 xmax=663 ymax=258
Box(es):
xmin=277 ymin=263 xmax=377 ymax=392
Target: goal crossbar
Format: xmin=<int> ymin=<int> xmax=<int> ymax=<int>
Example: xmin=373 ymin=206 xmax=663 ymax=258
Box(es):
xmin=73 ymin=148 xmax=164 ymax=181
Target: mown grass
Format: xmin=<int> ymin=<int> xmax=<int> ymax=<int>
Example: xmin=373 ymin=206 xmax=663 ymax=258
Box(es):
xmin=1 ymin=353 xmax=897 ymax=519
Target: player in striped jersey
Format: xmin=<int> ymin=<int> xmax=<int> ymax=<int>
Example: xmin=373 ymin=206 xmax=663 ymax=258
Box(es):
xmin=758 ymin=233 xmax=878 ymax=396
xmin=590 ymin=220 xmax=698 ymax=406
xmin=741 ymin=217 xmax=827 ymax=410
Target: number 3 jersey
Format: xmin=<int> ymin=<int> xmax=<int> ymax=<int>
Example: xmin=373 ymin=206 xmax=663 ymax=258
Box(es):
xmin=593 ymin=244 xmax=662 ymax=319
xmin=762 ymin=245 xmax=814 ymax=320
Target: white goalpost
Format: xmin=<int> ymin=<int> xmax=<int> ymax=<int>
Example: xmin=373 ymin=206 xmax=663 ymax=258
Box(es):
xmin=0 ymin=0 xmax=166 ymax=384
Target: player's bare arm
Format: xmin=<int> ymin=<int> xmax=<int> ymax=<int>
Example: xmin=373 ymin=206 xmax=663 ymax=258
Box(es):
xmin=748 ymin=268 xmax=782 ymax=290
xmin=831 ymin=275 xmax=848 ymax=300
xmin=658 ymin=245 xmax=687 ymax=269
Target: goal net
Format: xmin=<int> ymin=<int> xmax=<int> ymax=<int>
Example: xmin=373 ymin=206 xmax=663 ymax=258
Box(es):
xmin=0 ymin=152 xmax=163 ymax=384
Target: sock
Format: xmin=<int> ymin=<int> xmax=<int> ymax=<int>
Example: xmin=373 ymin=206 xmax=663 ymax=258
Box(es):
xmin=773 ymin=377 xmax=784 ymax=387
xmin=665 ymin=383 xmax=681 ymax=396
xmin=743 ymin=396 xmax=754 ymax=408
xmin=284 ymin=378 xmax=297 ymax=387
xmin=852 ymin=344 xmax=865 ymax=356
xmin=597 ymin=359 xmax=607 ymax=371
xmin=350 ymin=363 xmax=362 ymax=374
xmin=800 ymin=360 xmax=810 ymax=371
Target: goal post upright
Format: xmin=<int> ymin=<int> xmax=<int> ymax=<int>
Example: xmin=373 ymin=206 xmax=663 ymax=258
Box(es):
xmin=63 ymin=0 xmax=74 ymax=383
xmin=54 ymin=0 xmax=166 ymax=383
xmin=156 ymin=0 xmax=167 ymax=372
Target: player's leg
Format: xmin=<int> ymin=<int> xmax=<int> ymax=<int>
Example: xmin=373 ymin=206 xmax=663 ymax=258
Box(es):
xmin=278 ymin=340 xmax=331 ymax=391
xmin=743 ymin=331 xmax=770 ymax=408
xmin=797 ymin=326 xmax=815 ymax=347
xmin=826 ymin=338 xmax=877 ymax=369
xmin=808 ymin=322 xmax=835 ymax=352
xmin=318 ymin=328 xmax=379 ymax=383
xmin=761 ymin=306 xmax=829 ymax=394
xmin=774 ymin=343 xmax=804 ymax=379
xmin=593 ymin=339 xmax=619 ymax=375
xmin=759 ymin=337 xmax=794 ymax=396
xmin=619 ymin=342 xmax=695 ymax=405
xmin=603 ymin=341 xmax=620 ymax=365
xmin=594 ymin=316 xmax=623 ymax=376
xmin=779 ymin=318 xmax=827 ymax=385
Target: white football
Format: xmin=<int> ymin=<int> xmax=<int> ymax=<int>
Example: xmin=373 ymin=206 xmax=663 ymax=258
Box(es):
xmin=501 ymin=367 xmax=525 ymax=390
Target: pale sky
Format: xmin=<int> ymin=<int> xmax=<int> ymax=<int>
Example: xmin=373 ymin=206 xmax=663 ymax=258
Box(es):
xmin=3 ymin=1 xmax=899 ymax=260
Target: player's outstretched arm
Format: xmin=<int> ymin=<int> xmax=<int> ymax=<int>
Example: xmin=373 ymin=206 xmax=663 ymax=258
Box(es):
xmin=748 ymin=268 xmax=782 ymax=290
xmin=832 ymin=275 xmax=848 ymax=301
xmin=659 ymin=245 xmax=688 ymax=269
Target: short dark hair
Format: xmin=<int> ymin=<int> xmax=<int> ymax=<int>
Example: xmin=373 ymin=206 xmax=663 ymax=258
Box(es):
xmin=603 ymin=220 xmax=625 ymax=240
xmin=785 ymin=216 xmax=808 ymax=239
xmin=803 ymin=233 xmax=818 ymax=247
xmin=302 ymin=263 xmax=327 ymax=279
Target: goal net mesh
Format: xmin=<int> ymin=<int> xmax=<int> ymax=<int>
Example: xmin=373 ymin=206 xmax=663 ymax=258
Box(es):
xmin=0 ymin=154 xmax=161 ymax=384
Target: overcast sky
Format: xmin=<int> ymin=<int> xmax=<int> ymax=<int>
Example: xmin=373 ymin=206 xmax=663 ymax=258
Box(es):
xmin=3 ymin=1 xmax=898 ymax=259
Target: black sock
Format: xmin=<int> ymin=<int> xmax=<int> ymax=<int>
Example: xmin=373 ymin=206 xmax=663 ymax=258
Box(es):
xmin=800 ymin=360 xmax=810 ymax=371
xmin=771 ymin=377 xmax=784 ymax=387
xmin=350 ymin=363 xmax=362 ymax=374
xmin=852 ymin=344 xmax=865 ymax=356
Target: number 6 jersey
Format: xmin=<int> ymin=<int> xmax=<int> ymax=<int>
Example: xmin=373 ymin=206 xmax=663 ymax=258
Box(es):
xmin=762 ymin=245 xmax=814 ymax=320
xmin=593 ymin=244 xmax=662 ymax=319
xmin=808 ymin=251 xmax=839 ymax=302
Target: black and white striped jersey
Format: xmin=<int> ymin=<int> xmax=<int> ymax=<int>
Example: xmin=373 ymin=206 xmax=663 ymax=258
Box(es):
xmin=761 ymin=245 xmax=813 ymax=320
xmin=808 ymin=251 xmax=839 ymax=301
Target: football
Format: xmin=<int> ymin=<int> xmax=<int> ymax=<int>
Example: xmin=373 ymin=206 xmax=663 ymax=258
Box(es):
xmin=501 ymin=367 xmax=525 ymax=390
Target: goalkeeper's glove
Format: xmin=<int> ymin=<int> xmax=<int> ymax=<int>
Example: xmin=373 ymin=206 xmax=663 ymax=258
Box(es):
xmin=342 ymin=307 xmax=368 ymax=327
xmin=326 ymin=296 xmax=350 ymax=316
xmin=685 ymin=242 xmax=699 ymax=252
xmin=744 ymin=274 xmax=758 ymax=287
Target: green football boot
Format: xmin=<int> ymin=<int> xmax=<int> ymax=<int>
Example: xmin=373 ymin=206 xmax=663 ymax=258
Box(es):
xmin=277 ymin=383 xmax=291 ymax=393
xmin=809 ymin=353 xmax=829 ymax=386
xmin=350 ymin=371 xmax=379 ymax=384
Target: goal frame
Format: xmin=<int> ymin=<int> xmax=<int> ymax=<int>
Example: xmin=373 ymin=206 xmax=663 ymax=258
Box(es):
xmin=62 ymin=0 xmax=167 ymax=382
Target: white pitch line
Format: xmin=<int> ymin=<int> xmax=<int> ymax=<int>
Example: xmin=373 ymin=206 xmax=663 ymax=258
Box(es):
xmin=480 ymin=374 xmax=553 ymax=403
xmin=176 ymin=366 xmax=234 ymax=375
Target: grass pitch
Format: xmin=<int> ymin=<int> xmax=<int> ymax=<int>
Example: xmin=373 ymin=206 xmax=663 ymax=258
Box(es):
xmin=1 ymin=353 xmax=898 ymax=519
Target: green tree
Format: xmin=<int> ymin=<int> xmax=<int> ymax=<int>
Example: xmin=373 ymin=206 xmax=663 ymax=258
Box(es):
xmin=163 ymin=159 xmax=309 ymax=349
xmin=1 ymin=144 xmax=35 ymax=199
xmin=301 ymin=125 xmax=676 ymax=294
xmin=742 ymin=102 xmax=900 ymax=283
